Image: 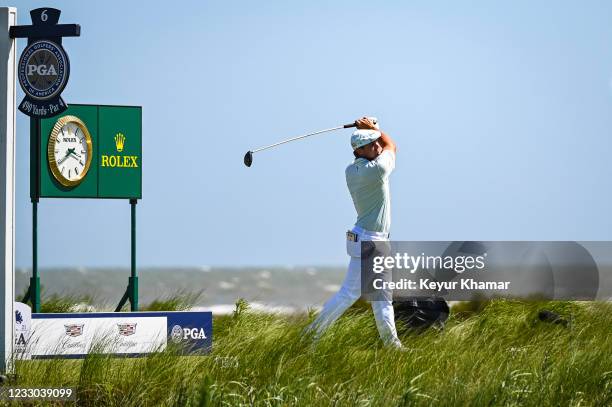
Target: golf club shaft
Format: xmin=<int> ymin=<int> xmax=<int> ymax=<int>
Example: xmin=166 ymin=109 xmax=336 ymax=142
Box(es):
xmin=251 ymin=123 xmax=356 ymax=153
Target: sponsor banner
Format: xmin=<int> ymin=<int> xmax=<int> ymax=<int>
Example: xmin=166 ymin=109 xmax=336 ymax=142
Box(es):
xmin=166 ymin=312 xmax=212 ymax=354
xmin=17 ymin=311 xmax=211 ymax=359
xmin=30 ymin=316 xmax=166 ymax=357
xmin=361 ymin=241 xmax=612 ymax=301
xmin=38 ymin=104 xmax=142 ymax=199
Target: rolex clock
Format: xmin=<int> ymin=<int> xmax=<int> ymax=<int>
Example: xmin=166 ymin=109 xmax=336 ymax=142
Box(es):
xmin=47 ymin=115 xmax=93 ymax=187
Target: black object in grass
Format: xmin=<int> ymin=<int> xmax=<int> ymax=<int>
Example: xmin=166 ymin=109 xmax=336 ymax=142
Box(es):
xmin=394 ymin=297 xmax=450 ymax=332
xmin=538 ymin=309 xmax=569 ymax=327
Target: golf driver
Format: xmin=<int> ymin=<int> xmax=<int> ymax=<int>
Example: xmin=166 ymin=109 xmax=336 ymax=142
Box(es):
xmin=243 ymin=119 xmax=377 ymax=167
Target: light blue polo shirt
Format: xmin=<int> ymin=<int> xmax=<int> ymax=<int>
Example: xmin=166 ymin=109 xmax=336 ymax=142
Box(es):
xmin=345 ymin=150 xmax=395 ymax=234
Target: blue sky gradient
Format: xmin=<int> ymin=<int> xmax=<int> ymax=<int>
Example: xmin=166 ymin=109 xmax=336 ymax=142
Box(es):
xmin=12 ymin=1 xmax=612 ymax=267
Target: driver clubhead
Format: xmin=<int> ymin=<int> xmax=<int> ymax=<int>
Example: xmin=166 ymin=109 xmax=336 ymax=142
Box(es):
xmin=244 ymin=151 xmax=253 ymax=167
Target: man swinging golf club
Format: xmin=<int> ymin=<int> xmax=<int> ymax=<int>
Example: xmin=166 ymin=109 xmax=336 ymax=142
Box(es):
xmin=307 ymin=117 xmax=402 ymax=348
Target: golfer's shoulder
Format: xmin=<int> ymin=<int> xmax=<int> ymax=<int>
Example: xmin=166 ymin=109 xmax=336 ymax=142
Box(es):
xmin=353 ymin=151 xmax=395 ymax=178
xmin=363 ymin=151 xmax=395 ymax=170
xmin=345 ymin=158 xmax=367 ymax=174
xmin=346 ymin=159 xmax=380 ymax=182
xmin=378 ymin=149 xmax=396 ymax=162
xmin=375 ymin=150 xmax=396 ymax=171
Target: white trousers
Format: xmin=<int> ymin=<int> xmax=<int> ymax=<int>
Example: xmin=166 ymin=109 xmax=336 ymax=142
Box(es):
xmin=308 ymin=226 xmax=401 ymax=347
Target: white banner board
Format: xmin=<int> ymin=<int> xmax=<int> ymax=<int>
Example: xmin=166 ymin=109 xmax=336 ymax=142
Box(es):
xmin=13 ymin=310 xmax=212 ymax=359
xmin=30 ymin=316 xmax=167 ymax=357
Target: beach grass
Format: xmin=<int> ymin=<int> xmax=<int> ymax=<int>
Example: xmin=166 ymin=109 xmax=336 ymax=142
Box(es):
xmin=3 ymin=296 xmax=611 ymax=406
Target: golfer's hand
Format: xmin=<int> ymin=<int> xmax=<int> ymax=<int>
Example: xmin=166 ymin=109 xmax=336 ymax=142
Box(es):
xmin=355 ymin=117 xmax=378 ymax=130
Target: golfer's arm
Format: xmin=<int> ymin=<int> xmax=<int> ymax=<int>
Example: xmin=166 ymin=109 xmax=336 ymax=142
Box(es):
xmin=378 ymin=131 xmax=396 ymax=154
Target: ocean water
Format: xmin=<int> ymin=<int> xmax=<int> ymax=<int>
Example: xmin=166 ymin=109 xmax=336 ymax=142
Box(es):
xmin=16 ymin=265 xmax=612 ymax=313
xmin=15 ymin=266 xmax=347 ymax=313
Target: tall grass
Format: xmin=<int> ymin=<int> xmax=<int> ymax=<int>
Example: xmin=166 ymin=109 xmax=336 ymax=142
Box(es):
xmin=140 ymin=290 xmax=203 ymax=312
xmin=5 ymin=298 xmax=612 ymax=406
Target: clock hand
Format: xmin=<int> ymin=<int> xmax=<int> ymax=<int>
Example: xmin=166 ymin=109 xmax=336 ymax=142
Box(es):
xmin=57 ymin=151 xmax=71 ymax=165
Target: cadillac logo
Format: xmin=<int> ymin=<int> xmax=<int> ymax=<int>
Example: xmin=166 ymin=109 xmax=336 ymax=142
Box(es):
xmin=64 ymin=324 xmax=84 ymax=337
xmin=117 ymin=323 xmax=137 ymax=336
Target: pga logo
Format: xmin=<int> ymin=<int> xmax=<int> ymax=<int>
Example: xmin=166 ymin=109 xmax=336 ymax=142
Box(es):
xmin=27 ymin=64 xmax=58 ymax=76
xmin=170 ymin=324 xmax=207 ymax=343
xmin=18 ymin=40 xmax=68 ymax=100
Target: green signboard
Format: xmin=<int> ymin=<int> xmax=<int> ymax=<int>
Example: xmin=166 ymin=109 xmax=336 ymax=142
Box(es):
xmin=33 ymin=104 xmax=142 ymax=199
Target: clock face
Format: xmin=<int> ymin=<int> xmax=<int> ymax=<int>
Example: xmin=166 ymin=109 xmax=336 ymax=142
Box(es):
xmin=48 ymin=116 xmax=93 ymax=187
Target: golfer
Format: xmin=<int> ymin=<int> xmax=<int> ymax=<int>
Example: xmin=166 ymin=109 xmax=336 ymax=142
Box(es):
xmin=307 ymin=117 xmax=402 ymax=348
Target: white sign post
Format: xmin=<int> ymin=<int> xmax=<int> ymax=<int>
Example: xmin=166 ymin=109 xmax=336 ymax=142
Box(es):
xmin=0 ymin=7 xmax=17 ymax=374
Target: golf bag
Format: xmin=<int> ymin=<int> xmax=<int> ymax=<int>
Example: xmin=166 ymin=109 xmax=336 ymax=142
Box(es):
xmin=393 ymin=297 xmax=450 ymax=332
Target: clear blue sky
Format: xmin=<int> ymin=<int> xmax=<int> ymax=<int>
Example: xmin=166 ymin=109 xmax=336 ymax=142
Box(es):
xmin=12 ymin=1 xmax=612 ymax=268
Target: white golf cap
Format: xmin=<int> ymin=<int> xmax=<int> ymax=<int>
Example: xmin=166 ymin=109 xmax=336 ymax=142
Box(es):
xmin=351 ymin=129 xmax=381 ymax=150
